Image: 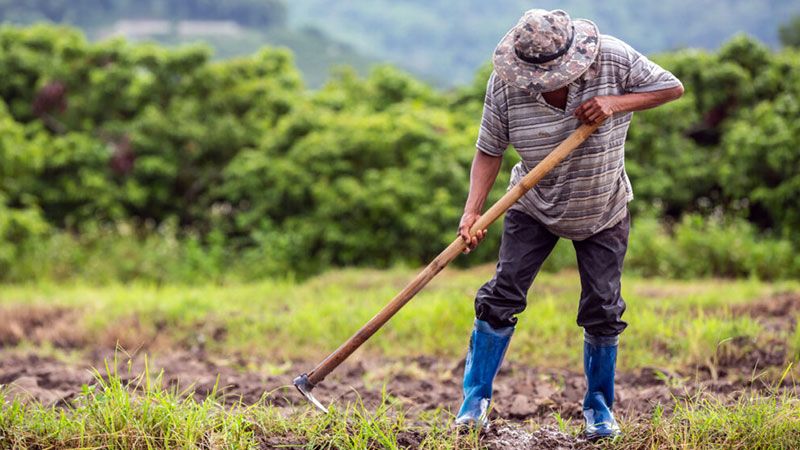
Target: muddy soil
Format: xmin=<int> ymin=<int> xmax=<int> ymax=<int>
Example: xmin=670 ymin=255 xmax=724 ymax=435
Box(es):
xmin=2 ymin=349 xmax=796 ymax=436
xmin=1 ymin=292 xmax=798 ymax=449
xmin=2 ymin=350 xmax=796 ymax=450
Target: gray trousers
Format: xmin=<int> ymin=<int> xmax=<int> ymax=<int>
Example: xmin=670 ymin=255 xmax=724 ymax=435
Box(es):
xmin=475 ymin=208 xmax=629 ymax=337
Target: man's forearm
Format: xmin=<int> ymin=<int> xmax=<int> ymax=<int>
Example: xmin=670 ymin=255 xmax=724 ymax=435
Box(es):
xmin=464 ymin=150 xmax=503 ymax=213
xmin=614 ymin=85 xmax=684 ymax=113
xmin=574 ymin=85 xmax=684 ymax=124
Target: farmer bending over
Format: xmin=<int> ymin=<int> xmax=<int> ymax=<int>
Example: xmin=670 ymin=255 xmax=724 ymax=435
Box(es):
xmin=455 ymin=9 xmax=683 ymax=439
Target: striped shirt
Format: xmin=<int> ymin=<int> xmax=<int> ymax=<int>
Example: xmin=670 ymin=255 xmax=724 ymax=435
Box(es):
xmin=477 ymin=34 xmax=682 ymax=240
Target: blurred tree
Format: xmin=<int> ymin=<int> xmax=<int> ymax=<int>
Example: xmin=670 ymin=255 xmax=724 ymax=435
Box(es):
xmin=719 ymin=94 xmax=800 ymax=236
xmin=287 ymin=0 xmax=800 ymax=86
xmin=0 ymin=0 xmax=287 ymax=29
xmin=779 ymin=15 xmax=800 ymax=47
xmin=1 ymin=25 xmax=799 ymax=276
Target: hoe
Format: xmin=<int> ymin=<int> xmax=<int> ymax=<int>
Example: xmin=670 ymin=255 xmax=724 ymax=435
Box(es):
xmin=294 ymin=122 xmax=602 ymax=412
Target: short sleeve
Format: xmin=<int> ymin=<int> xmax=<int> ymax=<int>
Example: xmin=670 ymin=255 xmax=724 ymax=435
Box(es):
xmin=476 ymin=72 xmax=510 ymax=157
xmin=620 ymin=41 xmax=683 ymax=93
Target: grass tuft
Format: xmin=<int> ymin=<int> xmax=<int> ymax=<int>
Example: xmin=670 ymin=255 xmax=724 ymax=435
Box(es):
xmin=2 ymin=363 xmax=800 ymax=449
xmin=615 ymin=392 xmax=800 ymax=450
xmin=0 ymin=361 xmax=476 ymax=449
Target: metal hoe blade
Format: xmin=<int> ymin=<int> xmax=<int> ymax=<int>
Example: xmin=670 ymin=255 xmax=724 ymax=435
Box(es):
xmin=293 ymin=373 xmax=328 ymax=413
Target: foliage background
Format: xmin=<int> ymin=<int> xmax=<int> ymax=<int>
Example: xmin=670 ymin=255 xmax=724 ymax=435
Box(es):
xmin=1 ymin=21 xmax=800 ymax=283
xmin=2 ymin=0 xmax=800 ymax=86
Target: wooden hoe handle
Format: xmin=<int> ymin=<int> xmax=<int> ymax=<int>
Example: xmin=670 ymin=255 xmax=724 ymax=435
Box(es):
xmin=302 ymin=122 xmax=601 ymax=387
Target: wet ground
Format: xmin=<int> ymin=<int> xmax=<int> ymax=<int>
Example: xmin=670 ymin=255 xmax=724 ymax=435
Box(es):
xmin=1 ymin=292 xmax=798 ymax=449
xmin=2 ymin=348 xmax=794 ymax=418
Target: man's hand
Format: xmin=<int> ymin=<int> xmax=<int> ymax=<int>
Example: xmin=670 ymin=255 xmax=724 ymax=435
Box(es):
xmin=574 ymin=86 xmax=685 ymax=125
xmin=574 ymin=96 xmax=618 ymax=124
xmin=459 ymin=211 xmax=488 ymax=254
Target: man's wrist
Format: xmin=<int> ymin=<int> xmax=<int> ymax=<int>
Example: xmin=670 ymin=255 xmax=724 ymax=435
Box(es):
xmin=608 ymin=95 xmax=625 ymax=113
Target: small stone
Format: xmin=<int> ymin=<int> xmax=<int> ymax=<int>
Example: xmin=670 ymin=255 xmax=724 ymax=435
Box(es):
xmin=508 ymin=394 xmax=537 ymax=417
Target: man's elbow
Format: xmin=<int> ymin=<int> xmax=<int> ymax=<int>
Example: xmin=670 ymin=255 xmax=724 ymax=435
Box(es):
xmin=670 ymin=83 xmax=685 ymax=100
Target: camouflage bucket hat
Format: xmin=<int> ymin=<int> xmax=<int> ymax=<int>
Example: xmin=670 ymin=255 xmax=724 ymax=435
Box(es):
xmin=493 ymin=9 xmax=599 ymax=92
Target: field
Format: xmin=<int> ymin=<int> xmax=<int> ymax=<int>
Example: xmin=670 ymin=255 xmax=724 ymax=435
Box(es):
xmin=1 ymin=265 xmax=799 ymax=449
xmin=2 ymin=7 xmax=800 ymax=449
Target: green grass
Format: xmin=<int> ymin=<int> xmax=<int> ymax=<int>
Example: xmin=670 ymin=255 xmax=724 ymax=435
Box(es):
xmin=0 ymin=360 xmax=478 ymax=449
xmin=0 ymin=266 xmax=797 ymax=370
xmin=616 ymin=388 xmax=800 ymax=449
xmin=2 ymin=267 xmax=800 ymax=448
xmin=2 ymin=361 xmax=799 ymax=449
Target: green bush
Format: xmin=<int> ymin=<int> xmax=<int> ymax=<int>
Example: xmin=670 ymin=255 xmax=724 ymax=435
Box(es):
xmin=7 ymin=221 xmax=234 ymax=284
xmin=719 ymin=94 xmax=800 ymax=236
xmin=4 ymin=211 xmax=797 ymax=284
xmin=0 ymin=197 xmax=50 ymax=277
xmin=1 ymin=25 xmax=800 ymax=282
xmin=627 ymin=213 xmax=799 ymax=280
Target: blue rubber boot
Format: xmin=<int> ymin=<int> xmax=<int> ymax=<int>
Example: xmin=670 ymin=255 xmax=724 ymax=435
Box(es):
xmin=455 ymin=319 xmax=514 ymax=429
xmin=583 ymin=334 xmax=621 ymax=440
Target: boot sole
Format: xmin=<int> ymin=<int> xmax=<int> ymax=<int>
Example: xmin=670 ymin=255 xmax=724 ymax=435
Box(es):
xmin=452 ymin=419 xmax=489 ymax=434
xmin=584 ymin=430 xmax=620 ymax=441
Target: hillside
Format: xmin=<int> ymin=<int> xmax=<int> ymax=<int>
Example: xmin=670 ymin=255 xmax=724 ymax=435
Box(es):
xmin=288 ymin=0 xmax=800 ymax=85
xmin=0 ymin=0 xmax=375 ymax=87
xmin=4 ymin=1 xmax=800 ymax=87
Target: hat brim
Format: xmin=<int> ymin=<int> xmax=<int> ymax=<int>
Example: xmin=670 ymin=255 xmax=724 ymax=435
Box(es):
xmin=493 ymin=19 xmax=600 ymax=93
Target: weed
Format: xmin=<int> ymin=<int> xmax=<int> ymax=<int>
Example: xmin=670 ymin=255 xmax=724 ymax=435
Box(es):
xmin=0 ymin=268 xmax=797 ymax=371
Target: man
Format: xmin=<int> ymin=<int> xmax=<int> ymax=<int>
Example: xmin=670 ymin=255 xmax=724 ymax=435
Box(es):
xmin=455 ymin=9 xmax=683 ymax=439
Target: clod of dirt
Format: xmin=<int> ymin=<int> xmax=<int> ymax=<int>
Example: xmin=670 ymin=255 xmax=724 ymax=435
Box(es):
xmin=396 ymin=429 xmax=424 ymax=448
xmin=0 ymin=305 xmax=86 ymax=348
xmin=486 ymin=424 xmax=591 ymax=450
xmin=506 ymin=394 xmax=540 ymax=418
xmin=0 ymin=354 xmax=93 ymax=406
xmin=98 ymin=315 xmax=160 ymax=352
xmin=5 ymin=375 xmax=74 ymax=406
xmin=733 ymin=292 xmax=800 ymax=320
